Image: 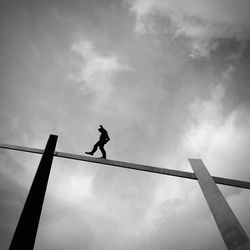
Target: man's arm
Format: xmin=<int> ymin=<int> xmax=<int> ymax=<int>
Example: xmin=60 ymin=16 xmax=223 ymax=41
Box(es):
xmin=106 ymin=135 xmax=110 ymax=143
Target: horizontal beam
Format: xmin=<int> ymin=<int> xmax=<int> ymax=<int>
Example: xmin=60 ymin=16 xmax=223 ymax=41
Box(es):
xmin=1 ymin=143 xmax=250 ymax=189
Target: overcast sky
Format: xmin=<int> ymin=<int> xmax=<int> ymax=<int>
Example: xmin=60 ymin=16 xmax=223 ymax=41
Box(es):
xmin=0 ymin=0 xmax=250 ymax=249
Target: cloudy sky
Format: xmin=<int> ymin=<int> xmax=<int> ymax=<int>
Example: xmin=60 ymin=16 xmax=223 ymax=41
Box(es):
xmin=0 ymin=0 xmax=250 ymax=249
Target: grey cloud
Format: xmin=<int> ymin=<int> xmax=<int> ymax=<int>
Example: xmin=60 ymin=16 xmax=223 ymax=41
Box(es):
xmin=128 ymin=0 xmax=250 ymax=58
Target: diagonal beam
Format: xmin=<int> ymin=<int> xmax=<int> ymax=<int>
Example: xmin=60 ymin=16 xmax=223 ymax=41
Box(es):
xmin=8 ymin=135 xmax=58 ymax=250
xmin=189 ymin=159 xmax=250 ymax=250
xmin=1 ymin=143 xmax=250 ymax=189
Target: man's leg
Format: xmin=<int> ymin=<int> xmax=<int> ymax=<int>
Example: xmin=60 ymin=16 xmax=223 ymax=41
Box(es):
xmin=99 ymin=144 xmax=106 ymax=159
xmin=85 ymin=142 xmax=99 ymax=155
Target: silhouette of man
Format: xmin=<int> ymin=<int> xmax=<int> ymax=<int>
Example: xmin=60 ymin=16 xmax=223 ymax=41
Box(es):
xmin=85 ymin=125 xmax=110 ymax=159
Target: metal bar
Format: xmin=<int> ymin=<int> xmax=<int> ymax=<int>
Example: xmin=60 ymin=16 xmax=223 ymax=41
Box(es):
xmin=56 ymin=151 xmax=196 ymax=179
xmin=189 ymin=159 xmax=250 ymax=250
xmin=1 ymin=143 xmax=250 ymax=189
xmin=8 ymin=135 xmax=58 ymax=250
xmin=0 ymin=143 xmax=44 ymax=155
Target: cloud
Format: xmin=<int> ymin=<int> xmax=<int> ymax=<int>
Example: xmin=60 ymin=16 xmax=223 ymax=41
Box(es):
xmin=127 ymin=0 xmax=250 ymax=58
xmin=1 ymin=1 xmax=249 ymax=249
xmin=182 ymin=67 xmax=233 ymax=156
xmin=70 ymin=38 xmax=132 ymax=99
xmin=227 ymin=41 xmax=248 ymax=62
xmin=51 ymin=171 xmax=94 ymax=204
xmin=178 ymin=63 xmax=250 ymax=184
xmin=141 ymin=62 xmax=250 ymax=248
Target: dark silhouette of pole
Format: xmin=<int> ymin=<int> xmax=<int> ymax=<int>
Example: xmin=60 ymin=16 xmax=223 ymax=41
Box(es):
xmin=9 ymin=134 xmax=58 ymax=250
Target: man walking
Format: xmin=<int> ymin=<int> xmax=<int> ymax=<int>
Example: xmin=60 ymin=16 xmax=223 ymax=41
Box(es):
xmin=85 ymin=125 xmax=110 ymax=159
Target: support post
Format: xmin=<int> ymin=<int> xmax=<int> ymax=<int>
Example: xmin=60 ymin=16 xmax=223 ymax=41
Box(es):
xmin=9 ymin=134 xmax=58 ymax=250
xmin=189 ymin=159 xmax=250 ymax=250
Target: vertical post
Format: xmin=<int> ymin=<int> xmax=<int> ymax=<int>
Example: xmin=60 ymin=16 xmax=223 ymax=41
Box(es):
xmin=9 ymin=134 xmax=58 ymax=250
xmin=189 ymin=159 xmax=250 ymax=250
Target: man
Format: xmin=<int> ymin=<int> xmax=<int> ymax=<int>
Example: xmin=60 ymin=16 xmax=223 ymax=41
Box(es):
xmin=85 ymin=125 xmax=110 ymax=159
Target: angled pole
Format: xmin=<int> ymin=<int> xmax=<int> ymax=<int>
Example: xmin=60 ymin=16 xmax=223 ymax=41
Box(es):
xmin=189 ymin=159 xmax=250 ymax=250
xmin=9 ymin=134 xmax=58 ymax=250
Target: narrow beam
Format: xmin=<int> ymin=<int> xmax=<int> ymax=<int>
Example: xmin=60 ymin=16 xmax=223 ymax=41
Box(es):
xmin=189 ymin=159 xmax=250 ymax=250
xmin=8 ymin=135 xmax=57 ymax=250
xmin=1 ymin=143 xmax=250 ymax=189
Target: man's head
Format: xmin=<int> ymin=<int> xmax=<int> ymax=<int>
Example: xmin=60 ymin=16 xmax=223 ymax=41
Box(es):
xmin=98 ymin=125 xmax=104 ymax=132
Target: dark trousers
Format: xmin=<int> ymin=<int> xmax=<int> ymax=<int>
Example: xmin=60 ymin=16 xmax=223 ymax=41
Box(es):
xmin=90 ymin=141 xmax=106 ymax=158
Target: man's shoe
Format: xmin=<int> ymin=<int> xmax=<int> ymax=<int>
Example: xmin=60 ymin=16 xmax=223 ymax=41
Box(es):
xmin=85 ymin=152 xmax=93 ymax=155
xmin=100 ymin=156 xmax=106 ymax=159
